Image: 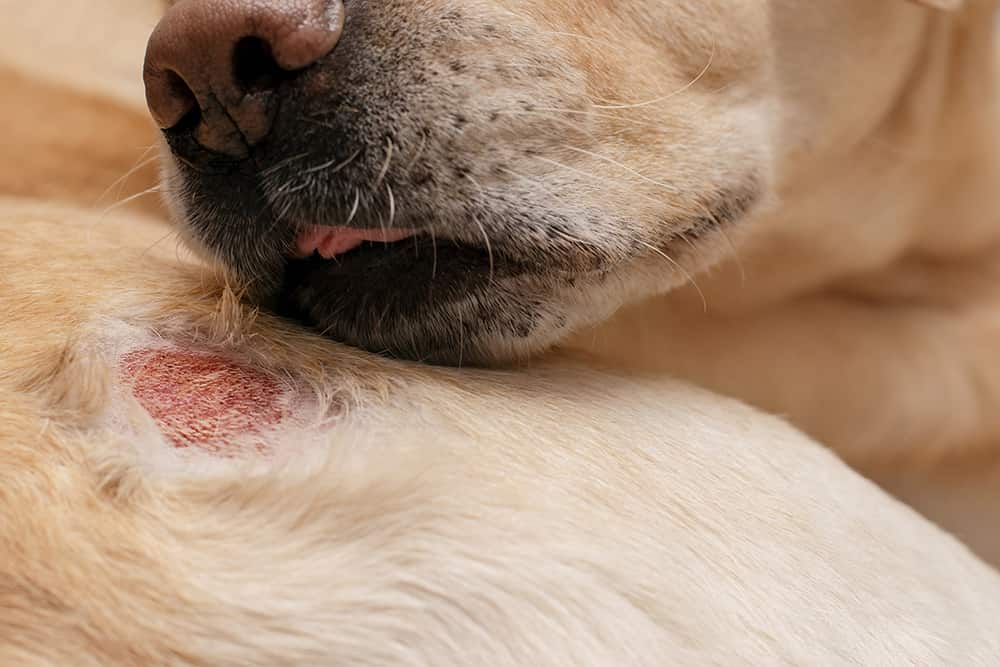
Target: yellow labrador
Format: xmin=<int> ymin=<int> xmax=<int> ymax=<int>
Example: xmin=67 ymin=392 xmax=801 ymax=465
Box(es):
xmin=143 ymin=0 xmax=1000 ymax=563
xmin=3 ymin=1 xmax=1000 ymax=663
xmin=5 ymin=209 xmax=1000 ymax=664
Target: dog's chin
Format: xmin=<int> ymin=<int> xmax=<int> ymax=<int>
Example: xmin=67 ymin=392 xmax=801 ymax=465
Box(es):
xmin=275 ymin=237 xmax=588 ymax=366
xmin=169 ymin=158 xmax=764 ymax=365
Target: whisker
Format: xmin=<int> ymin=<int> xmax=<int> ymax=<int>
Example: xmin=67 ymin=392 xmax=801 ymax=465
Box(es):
xmin=560 ymin=145 xmax=681 ymax=195
xmin=464 ymin=174 xmax=496 ymax=284
xmin=96 ymin=146 xmax=159 ymax=206
xmin=429 ymin=224 xmax=439 ymax=281
xmin=254 ymin=184 xmax=299 ymax=249
xmin=403 ymin=132 xmax=429 ymax=173
xmin=346 ymin=188 xmax=361 ymax=225
xmin=592 ymin=45 xmax=715 ymax=110
xmin=385 ymin=183 xmax=396 ymax=231
xmin=690 ymin=197 xmax=747 ymax=287
xmin=717 ymin=224 xmax=747 ymax=286
xmin=138 ymin=228 xmax=180 ymax=261
xmin=261 ymin=152 xmax=309 ymax=178
xmin=277 ymin=180 xmax=312 ymax=197
xmin=495 ymin=166 xmax=603 ymax=247
xmin=372 ymin=139 xmax=394 ymax=192
xmin=303 ymin=149 xmax=361 ymax=176
xmin=637 ymin=240 xmax=708 ymax=312
xmin=528 ymin=155 xmax=662 ymax=207
xmin=100 ymin=185 xmax=163 ymax=216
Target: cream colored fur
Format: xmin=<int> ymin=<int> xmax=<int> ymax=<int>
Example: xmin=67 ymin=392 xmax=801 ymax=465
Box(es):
xmin=3 ymin=203 xmax=1000 ymax=664
xmin=563 ymin=0 xmax=1000 ymax=565
xmin=3 ymin=0 xmax=1000 ymax=664
xmin=146 ymin=0 xmax=1000 ymax=564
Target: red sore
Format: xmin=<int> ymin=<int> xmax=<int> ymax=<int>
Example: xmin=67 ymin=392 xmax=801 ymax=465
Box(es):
xmin=120 ymin=348 xmax=285 ymax=456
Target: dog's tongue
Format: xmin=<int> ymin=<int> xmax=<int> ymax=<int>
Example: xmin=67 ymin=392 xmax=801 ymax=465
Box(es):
xmin=295 ymin=226 xmax=416 ymax=258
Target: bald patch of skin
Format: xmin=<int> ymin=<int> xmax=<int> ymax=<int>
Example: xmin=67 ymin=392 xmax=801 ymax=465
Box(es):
xmin=120 ymin=347 xmax=287 ymax=457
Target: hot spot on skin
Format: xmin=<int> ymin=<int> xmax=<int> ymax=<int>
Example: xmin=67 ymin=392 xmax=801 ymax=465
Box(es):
xmin=119 ymin=348 xmax=287 ymax=457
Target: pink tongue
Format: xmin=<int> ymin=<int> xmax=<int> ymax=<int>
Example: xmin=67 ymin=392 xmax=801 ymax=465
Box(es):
xmin=296 ymin=226 xmax=416 ymax=258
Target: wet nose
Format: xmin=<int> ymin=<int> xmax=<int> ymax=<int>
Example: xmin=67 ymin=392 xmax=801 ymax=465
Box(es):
xmin=143 ymin=0 xmax=344 ymax=157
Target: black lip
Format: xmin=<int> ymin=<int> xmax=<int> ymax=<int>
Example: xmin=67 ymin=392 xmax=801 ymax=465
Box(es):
xmin=273 ymin=237 xmax=540 ymax=362
xmin=278 ymin=237 xmax=524 ymax=313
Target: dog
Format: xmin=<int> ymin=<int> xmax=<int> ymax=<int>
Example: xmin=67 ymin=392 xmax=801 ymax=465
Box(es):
xmin=3 ymin=1 xmax=1000 ymax=663
xmin=5 ymin=186 xmax=1000 ymax=666
xmin=147 ymin=0 xmax=1000 ymax=564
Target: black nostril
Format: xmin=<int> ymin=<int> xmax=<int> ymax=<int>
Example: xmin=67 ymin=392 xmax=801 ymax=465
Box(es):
xmin=233 ymin=37 xmax=288 ymax=93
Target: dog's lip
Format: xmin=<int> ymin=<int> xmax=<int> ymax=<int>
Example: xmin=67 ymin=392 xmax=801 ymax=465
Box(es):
xmin=294 ymin=225 xmax=419 ymax=259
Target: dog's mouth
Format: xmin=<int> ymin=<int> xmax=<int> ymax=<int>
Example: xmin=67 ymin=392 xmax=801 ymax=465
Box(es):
xmin=272 ymin=211 xmax=719 ymax=365
xmin=293 ymin=225 xmax=421 ymax=260
xmin=147 ymin=0 xmax=773 ymax=366
xmin=277 ymin=223 xmax=558 ymax=365
xmin=255 ymin=173 xmax=764 ymax=366
xmin=283 ymin=222 xmax=524 ymax=286
xmin=169 ymin=151 xmax=763 ymax=366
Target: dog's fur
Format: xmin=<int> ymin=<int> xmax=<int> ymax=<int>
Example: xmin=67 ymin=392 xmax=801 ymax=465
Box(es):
xmin=4 ymin=206 xmax=1000 ymax=665
xmin=152 ymin=0 xmax=1000 ymax=565
xmin=566 ymin=0 xmax=1000 ymax=564
xmin=4 ymin=0 xmax=1000 ymax=663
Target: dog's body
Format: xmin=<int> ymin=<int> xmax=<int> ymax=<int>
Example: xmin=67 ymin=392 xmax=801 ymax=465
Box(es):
xmin=145 ymin=0 xmax=1000 ymax=562
xmin=4 ymin=0 xmax=1000 ymax=663
xmin=566 ymin=0 xmax=1000 ymax=563
xmin=5 ymin=201 xmax=1000 ymax=664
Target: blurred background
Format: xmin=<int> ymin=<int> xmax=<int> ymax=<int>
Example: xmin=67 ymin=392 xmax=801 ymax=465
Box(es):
xmin=0 ymin=0 xmax=166 ymax=224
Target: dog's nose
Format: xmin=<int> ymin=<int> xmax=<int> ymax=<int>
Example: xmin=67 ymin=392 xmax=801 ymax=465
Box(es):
xmin=144 ymin=0 xmax=344 ymax=157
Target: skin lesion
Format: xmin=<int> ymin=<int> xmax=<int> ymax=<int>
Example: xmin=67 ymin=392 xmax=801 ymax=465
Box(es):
xmin=119 ymin=347 xmax=290 ymax=457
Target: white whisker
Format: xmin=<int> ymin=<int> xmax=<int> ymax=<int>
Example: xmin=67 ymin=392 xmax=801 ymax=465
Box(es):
xmin=560 ymin=145 xmax=681 ymax=195
xmin=463 ymin=174 xmax=496 ymax=283
xmin=100 ymin=185 xmax=163 ymax=216
xmin=385 ymin=183 xmax=396 ymax=231
xmin=372 ymin=139 xmax=394 ymax=192
xmin=138 ymin=228 xmax=180 ymax=261
xmin=346 ymin=188 xmax=361 ymax=225
xmin=637 ymin=240 xmax=708 ymax=312
xmin=592 ymin=45 xmax=715 ymax=110
xmin=528 ymin=155 xmax=662 ymax=207
xmin=261 ymin=152 xmax=309 ymax=178
xmin=304 ymin=149 xmax=361 ymax=176
xmin=404 ymin=132 xmax=429 ymax=173
xmin=97 ymin=146 xmax=159 ymax=206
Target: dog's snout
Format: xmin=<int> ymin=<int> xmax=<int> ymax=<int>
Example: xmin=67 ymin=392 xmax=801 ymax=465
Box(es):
xmin=143 ymin=0 xmax=345 ymax=157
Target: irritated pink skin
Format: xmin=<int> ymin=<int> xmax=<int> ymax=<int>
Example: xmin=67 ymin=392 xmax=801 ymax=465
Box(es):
xmin=295 ymin=226 xmax=417 ymax=258
xmin=120 ymin=348 xmax=286 ymax=458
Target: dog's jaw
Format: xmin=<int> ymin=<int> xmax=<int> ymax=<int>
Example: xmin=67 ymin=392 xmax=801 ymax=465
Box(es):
xmin=154 ymin=0 xmax=773 ymax=365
